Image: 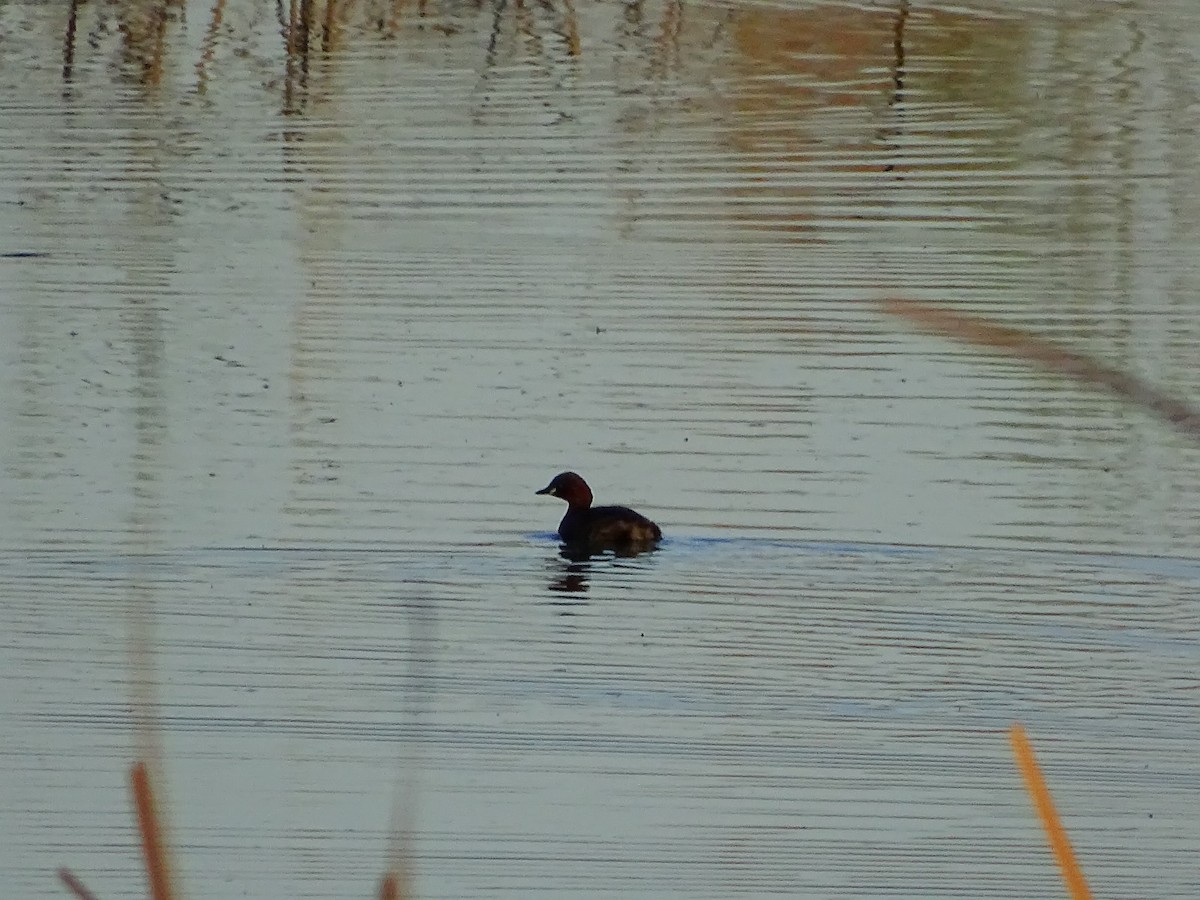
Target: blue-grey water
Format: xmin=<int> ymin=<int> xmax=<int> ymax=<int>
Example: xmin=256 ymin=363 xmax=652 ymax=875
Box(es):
xmin=2 ymin=1 xmax=1199 ymax=897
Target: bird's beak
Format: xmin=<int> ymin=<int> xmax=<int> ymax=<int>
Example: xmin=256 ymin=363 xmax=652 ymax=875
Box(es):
xmin=535 ymin=484 xmax=554 ymax=496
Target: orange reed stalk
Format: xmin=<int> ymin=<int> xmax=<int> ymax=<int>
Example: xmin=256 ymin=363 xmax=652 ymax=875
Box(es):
xmin=57 ymin=868 xmax=100 ymax=900
xmin=880 ymin=297 xmax=1200 ymax=445
xmin=130 ymin=762 xmax=175 ymax=900
xmin=378 ymin=870 xmax=404 ymax=900
xmin=1009 ymin=724 xmax=1093 ymax=900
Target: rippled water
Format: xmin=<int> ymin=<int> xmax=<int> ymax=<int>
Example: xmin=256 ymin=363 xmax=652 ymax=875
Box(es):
xmin=2 ymin=0 xmax=1199 ymax=897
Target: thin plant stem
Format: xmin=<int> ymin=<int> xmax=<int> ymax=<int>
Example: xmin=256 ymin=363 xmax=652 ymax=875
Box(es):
xmin=1009 ymin=724 xmax=1093 ymax=900
xmin=131 ymin=761 xmax=175 ymax=900
xmin=57 ymin=869 xmax=101 ymax=900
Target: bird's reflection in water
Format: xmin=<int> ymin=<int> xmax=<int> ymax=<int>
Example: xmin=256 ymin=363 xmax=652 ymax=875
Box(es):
xmin=545 ymin=543 xmax=660 ymax=596
xmin=547 ymin=553 xmax=591 ymax=594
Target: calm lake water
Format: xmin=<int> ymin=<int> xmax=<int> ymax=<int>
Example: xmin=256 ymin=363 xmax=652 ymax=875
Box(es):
xmin=2 ymin=0 xmax=1199 ymax=897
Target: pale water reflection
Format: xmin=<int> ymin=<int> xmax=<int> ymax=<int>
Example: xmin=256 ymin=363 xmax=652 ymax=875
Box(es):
xmin=2 ymin=0 xmax=1200 ymax=897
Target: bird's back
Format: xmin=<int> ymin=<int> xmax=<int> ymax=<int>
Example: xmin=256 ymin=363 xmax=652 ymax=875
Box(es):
xmin=560 ymin=504 xmax=662 ymax=549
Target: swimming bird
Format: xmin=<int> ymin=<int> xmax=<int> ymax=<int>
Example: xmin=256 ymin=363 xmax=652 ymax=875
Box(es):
xmin=536 ymin=471 xmax=662 ymax=555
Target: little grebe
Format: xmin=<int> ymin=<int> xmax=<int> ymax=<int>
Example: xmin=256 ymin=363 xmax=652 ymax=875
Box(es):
xmin=536 ymin=472 xmax=662 ymax=553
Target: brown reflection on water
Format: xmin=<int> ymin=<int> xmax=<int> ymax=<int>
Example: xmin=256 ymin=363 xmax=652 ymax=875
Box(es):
xmin=721 ymin=3 xmax=1032 ymax=234
xmin=62 ymin=0 xmax=82 ymax=83
xmin=731 ymin=5 xmax=900 ymax=109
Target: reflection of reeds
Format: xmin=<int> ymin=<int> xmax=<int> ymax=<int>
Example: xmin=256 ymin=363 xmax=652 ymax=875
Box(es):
xmin=881 ymin=297 xmax=1200 ymax=445
xmin=62 ymin=0 xmax=590 ymax=107
xmin=561 ymin=0 xmax=581 ymax=57
xmin=120 ymin=0 xmax=173 ymax=85
xmin=322 ymin=0 xmax=341 ymax=53
xmin=63 ymin=0 xmax=83 ymax=81
xmin=195 ymin=0 xmax=227 ymax=95
xmin=1009 ymin=724 xmax=1093 ymax=900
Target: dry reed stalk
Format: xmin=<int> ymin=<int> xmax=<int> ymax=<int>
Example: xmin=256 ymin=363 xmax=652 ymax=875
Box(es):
xmin=1009 ymin=724 xmax=1093 ymax=900
xmin=880 ymin=297 xmax=1200 ymax=445
xmin=378 ymin=870 xmax=405 ymax=900
xmin=131 ymin=761 xmax=176 ymax=900
xmin=57 ymin=869 xmax=100 ymax=900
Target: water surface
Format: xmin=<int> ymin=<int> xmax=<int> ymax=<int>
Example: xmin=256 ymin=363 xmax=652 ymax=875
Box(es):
xmin=2 ymin=1 xmax=1199 ymax=897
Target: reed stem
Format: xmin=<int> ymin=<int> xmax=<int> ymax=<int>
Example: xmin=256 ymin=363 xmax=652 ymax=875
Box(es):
xmin=57 ymin=868 xmax=100 ymax=900
xmin=1009 ymin=724 xmax=1093 ymax=900
xmin=131 ymin=761 xmax=175 ymax=900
